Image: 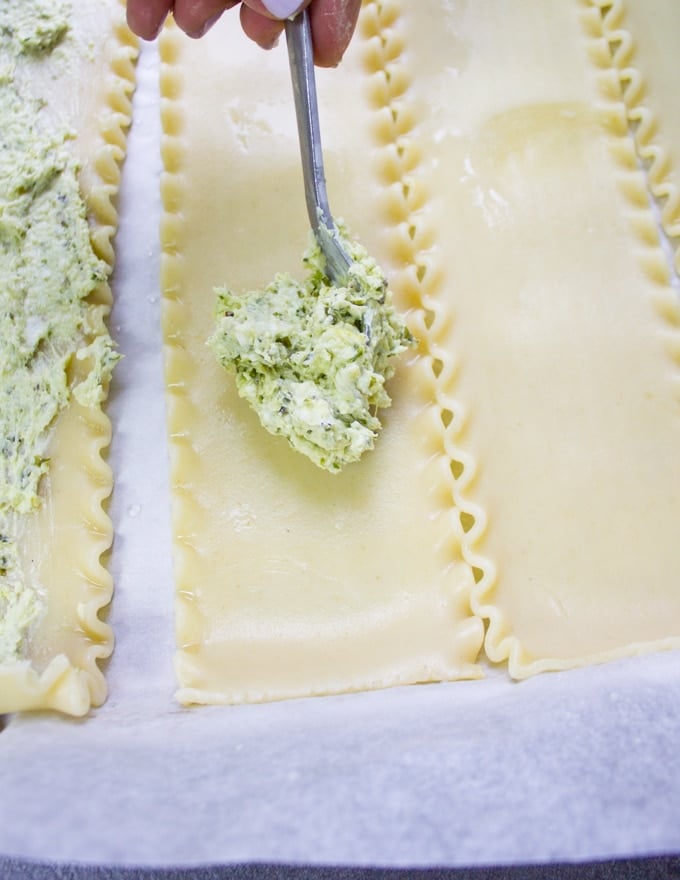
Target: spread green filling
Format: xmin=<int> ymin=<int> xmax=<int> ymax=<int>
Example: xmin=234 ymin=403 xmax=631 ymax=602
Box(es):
xmin=0 ymin=0 xmax=118 ymax=664
xmin=209 ymin=227 xmax=413 ymax=473
xmin=0 ymin=0 xmax=69 ymax=55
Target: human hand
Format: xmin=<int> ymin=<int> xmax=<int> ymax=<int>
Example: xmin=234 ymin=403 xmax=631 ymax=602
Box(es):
xmin=126 ymin=0 xmax=362 ymax=67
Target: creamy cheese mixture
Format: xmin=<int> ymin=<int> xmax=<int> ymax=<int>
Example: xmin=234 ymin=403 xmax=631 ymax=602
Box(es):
xmin=0 ymin=0 xmax=69 ymax=55
xmin=209 ymin=227 xmax=413 ymax=472
xmin=0 ymin=0 xmax=118 ymax=663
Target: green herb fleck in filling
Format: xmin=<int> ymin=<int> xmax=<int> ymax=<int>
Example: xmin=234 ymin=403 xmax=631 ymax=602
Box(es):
xmin=0 ymin=1 xmax=118 ymax=664
xmin=209 ymin=226 xmax=414 ymax=473
xmin=0 ymin=0 xmax=69 ymax=55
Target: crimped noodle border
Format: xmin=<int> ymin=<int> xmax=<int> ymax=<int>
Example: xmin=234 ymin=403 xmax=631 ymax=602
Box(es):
xmin=592 ymin=0 xmax=680 ymax=275
xmin=471 ymin=0 xmax=680 ymax=678
xmin=360 ymin=0 xmax=485 ymax=674
xmin=158 ymin=22 xmax=204 ymax=695
xmin=0 ymin=0 xmax=138 ymax=716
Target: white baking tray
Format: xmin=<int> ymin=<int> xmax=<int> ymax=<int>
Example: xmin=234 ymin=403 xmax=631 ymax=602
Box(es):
xmin=1 ymin=41 xmax=679 ymax=873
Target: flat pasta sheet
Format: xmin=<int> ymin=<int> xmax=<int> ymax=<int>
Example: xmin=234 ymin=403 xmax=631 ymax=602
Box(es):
xmin=397 ymin=0 xmax=680 ymax=674
xmin=0 ymin=0 xmax=137 ymax=716
xmin=160 ymin=5 xmax=484 ymax=705
xmin=160 ymin=0 xmax=680 ymax=704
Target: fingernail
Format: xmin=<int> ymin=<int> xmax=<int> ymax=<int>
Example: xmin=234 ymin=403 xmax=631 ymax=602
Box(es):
xmin=259 ymin=0 xmax=303 ymax=19
xmin=189 ymin=11 xmax=222 ymax=38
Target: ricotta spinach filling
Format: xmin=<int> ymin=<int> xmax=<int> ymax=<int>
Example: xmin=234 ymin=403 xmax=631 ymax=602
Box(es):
xmin=0 ymin=0 xmax=70 ymax=55
xmin=209 ymin=227 xmax=413 ymax=472
xmin=0 ymin=1 xmax=118 ymax=664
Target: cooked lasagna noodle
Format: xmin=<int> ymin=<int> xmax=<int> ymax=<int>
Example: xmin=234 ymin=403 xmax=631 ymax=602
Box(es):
xmin=161 ymin=0 xmax=680 ymax=702
xmin=160 ymin=7 xmax=484 ymax=704
xmin=0 ymin=0 xmax=137 ymax=715
xmin=394 ymin=0 xmax=680 ymax=675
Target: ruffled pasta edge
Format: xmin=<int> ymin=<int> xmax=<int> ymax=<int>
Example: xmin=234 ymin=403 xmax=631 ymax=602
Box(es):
xmin=0 ymin=0 xmax=139 ymax=717
xmin=473 ymin=0 xmax=680 ymax=678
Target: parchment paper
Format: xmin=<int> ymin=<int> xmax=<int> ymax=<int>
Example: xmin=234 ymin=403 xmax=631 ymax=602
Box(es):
xmin=1 ymin=41 xmax=679 ymax=872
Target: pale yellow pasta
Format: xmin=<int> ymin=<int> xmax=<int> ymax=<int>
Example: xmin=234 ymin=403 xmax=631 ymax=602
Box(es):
xmin=160 ymin=3 xmax=483 ymax=705
xmin=396 ymin=0 xmax=680 ymax=675
xmin=0 ymin=0 xmax=137 ymax=716
xmin=161 ymin=0 xmax=680 ymax=700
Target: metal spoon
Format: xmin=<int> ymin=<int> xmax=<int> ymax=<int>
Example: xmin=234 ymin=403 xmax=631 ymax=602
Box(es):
xmin=285 ymin=8 xmax=352 ymax=285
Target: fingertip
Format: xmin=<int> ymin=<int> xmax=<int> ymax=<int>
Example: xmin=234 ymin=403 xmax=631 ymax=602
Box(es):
xmin=173 ymin=1 xmax=239 ymax=39
xmin=186 ymin=11 xmax=223 ymax=39
xmin=312 ymin=47 xmax=341 ymax=68
xmin=126 ymin=4 xmax=165 ymax=40
xmin=308 ymin=0 xmax=361 ymax=67
xmin=240 ymin=5 xmax=285 ymax=50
